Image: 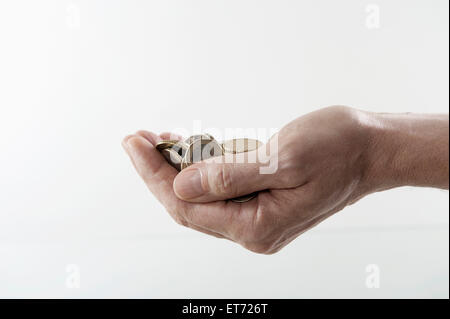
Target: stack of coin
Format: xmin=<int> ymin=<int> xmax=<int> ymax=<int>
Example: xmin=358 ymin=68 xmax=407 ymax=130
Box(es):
xmin=156 ymin=134 xmax=262 ymax=203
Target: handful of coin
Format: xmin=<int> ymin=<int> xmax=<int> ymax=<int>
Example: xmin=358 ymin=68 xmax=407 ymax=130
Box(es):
xmin=156 ymin=134 xmax=262 ymax=203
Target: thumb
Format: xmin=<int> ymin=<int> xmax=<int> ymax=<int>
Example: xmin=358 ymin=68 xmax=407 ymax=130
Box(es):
xmin=173 ymin=154 xmax=276 ymax=203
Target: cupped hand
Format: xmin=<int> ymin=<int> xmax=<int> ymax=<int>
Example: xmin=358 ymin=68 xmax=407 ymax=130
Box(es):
xmin=123 ymin=106 xmax=378 ymax=254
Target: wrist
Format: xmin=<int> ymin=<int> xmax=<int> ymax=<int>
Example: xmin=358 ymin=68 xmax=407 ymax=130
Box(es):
xmin=361 ymin=112 xmax=406 ymax=193
xmin=360 ymin=111 xmax=449 ymax=193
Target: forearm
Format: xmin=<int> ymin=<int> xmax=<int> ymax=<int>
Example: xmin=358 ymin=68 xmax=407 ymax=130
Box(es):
xmin=364 ymin=112 xmax=449 ymax=192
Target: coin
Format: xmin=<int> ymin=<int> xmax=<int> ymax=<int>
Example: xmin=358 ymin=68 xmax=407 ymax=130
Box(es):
xmin=161 ymin=148 xmax=183 ymax=171
xmin=224 ymin=138 xmax=262 ymax=203
xmin=155 ymin=140 xmax=180 ymax=151
xmin=156 ymin=134 xmax=262 ymax=203
xmin=171 ymin=141 xmax=189 ymax=158
xmin=184 ymin=134 xmax=214 ymax=145
xmin=203 ymin=133 xmax=216 ymax=141
xmin=182 ymin=138 xmax=223 ymax=170
xmin=180 ymin=153 xmax=189 ymax=171
xmin=230 ymin=192 xmax=258 ymax=203
xmin=222 ymin=138 xmax=263 ymax=154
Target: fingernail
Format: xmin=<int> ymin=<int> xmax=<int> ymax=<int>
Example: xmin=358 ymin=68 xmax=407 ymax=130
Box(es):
xmin=174 ymin=168 xmax=205 ymax=199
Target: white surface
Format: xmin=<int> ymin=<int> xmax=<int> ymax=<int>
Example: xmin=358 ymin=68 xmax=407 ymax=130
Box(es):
xmin=0 ymin=0 xmax=448 ymax=298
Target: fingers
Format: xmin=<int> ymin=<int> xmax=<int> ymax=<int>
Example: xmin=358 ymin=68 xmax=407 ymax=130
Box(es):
xmin=173 ymin=151 xmax=278 ymax=203
xmin=122 ymin=131 xmax=249 ymax=239
xmin=135 ymin=130 xmax=162 ymax=145
xmin=159 ymin=132 xmax=184 ymax=141
xmin=123 ymin=134 xmax=178 ymax=209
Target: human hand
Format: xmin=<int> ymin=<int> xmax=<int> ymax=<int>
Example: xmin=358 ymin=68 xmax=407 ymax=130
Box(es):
xmin=123 ymin=106 xmax=449 ymax=254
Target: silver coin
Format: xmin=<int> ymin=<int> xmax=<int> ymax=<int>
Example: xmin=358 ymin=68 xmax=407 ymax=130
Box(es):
xmin=203 ymin=133 xmax=216 ymax=141
xmin=161 ymin=148 xmax=183 ymax=171
xmin=171 ymin=140 xmax=189 ymax=158
xmin=158 ymin=135 xmax=260 ymax=203
xmin=182 ymin=138 xmax=224 ymax=170
xmin=183 ymin=134 xmax=213 ymax=145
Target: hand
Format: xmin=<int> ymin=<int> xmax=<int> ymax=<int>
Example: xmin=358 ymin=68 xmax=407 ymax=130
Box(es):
xmin=123 ymin=106 xmax=449 ymax=254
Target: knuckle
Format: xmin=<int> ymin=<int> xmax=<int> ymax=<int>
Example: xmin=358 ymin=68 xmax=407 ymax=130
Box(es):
xmin=210 ymin=165 xmax=235 ymax=196
xmin=329 ymin=104 xmax=351 ymax=114
xmin=278 ymin=167 xmax=302 ymax=187
xmin=275 ymin=152 xmax=304 ymax=187
xmin=135 ymin=130 xmax=147 ymax=136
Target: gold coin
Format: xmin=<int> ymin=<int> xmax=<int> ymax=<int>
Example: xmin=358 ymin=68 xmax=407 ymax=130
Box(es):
xmin=222 ymin=138 xmax=263 ymax=154
xmin=156 ymin=140 xmax=180 ymax=151
xmin=161 ymin=148 xmax=183 ymax=171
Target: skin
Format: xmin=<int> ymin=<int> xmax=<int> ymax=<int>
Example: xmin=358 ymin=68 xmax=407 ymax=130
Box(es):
xmin=122 ymin=106 xmax=449 ymax=254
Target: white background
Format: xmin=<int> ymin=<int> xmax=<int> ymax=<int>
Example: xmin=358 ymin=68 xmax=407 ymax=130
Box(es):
xmin=0 ymin=0 xmax=448 ymax=298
